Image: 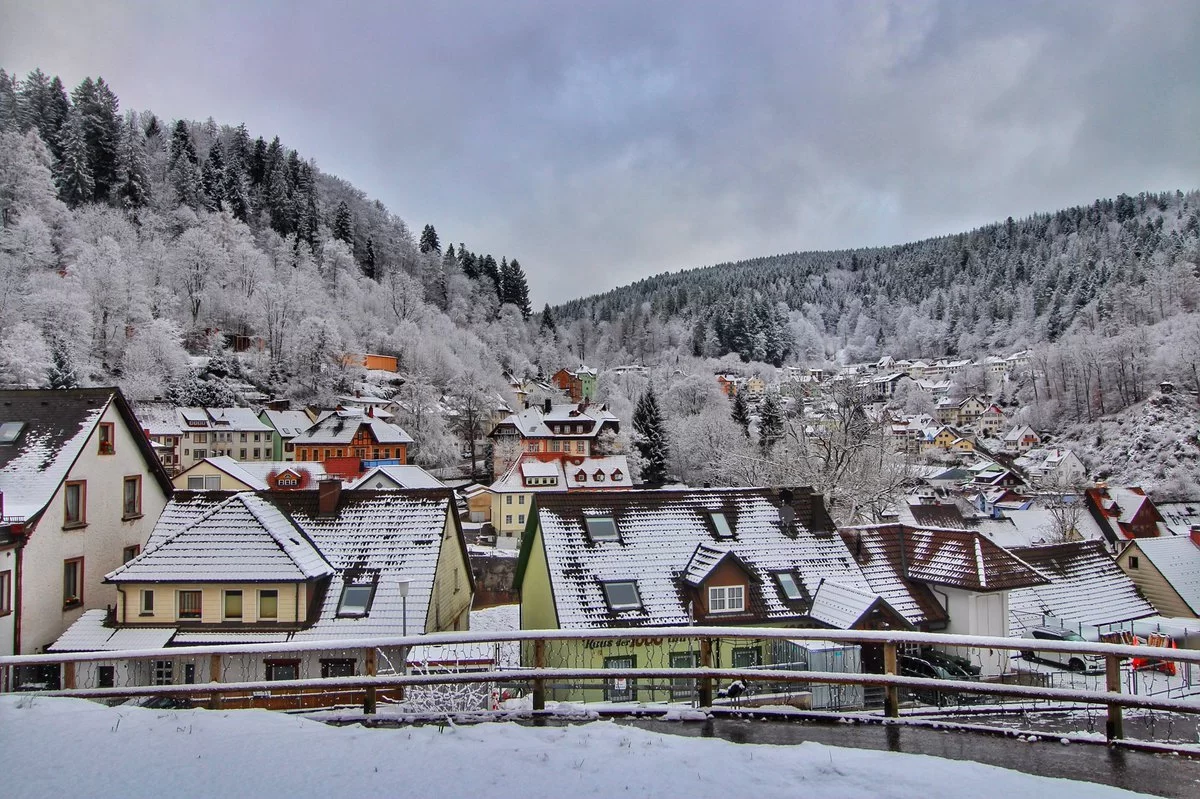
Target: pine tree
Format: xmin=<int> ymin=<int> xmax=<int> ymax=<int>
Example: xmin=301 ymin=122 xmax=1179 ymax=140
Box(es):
xmin=222 ymin=161 xmax=249 ymax=221
xmin=540 ymin=303 xmax=557 ymax=337
xmin=731 ymin=389 xmax=750 ymax=437
xmin=201 ymin=141 xmax=225 ymax=210
xmin=0 ymin=69 xmax=18 ymax=133
xmin=481 ymin=254 xmax=500 ymax=296
xmin=71 ymin=76 xmax=121 ymax=203
xmin=17 ymin=68 xmax=51 ymax=134
xmin=333 ymin=200 xmax=353 ymax=245
xmin=47 ymin=338 xmax=79 ymax=389
xmin=460 ymin=248 xmax=479 ymax=279
xmin=363 ymin=236 xmax=377 ymax=280
xmin=419 ymin=224 xmax=441 ymax=254
xmin=509 ymin=258 xmax=532 ymax=319
xmin=167 ymin=120 xmax=203 ymax=208
xmin=117 ymin=112 xmax=150 ymax=210
xmin=144 ymin=114 xmax=161 ymax=139
xmin=633 ymin=384 xmax=670 ymax=486
xmin=757 ymin=391 xmax=784 ymax=455
xmin=55 ymin=107 xmax=94 ymax=207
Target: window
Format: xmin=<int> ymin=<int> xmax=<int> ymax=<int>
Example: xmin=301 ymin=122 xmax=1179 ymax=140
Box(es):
xmin=708 ymin=585 xmax=745 ymax=614
xmin=593 ymin=470 xmax=605 ymax=482
xmin=337 ymin=582 xmax=375 ymax=617
xmin=253 ymin=448 xmax=261 ymax=458
xmin=575 ymin=441 xmax=584 ymax=453
xmin=140 ymin=589 xmax=154 ymax=616
xmin=550 ymin=440 xmax=560 ymax=452
xmin=604 ymin=655 xmax=636 ymax=701
xmin=122 ymin=544 xmax=140 ymax=563
xmin=97 ymin=666 xmax=115 ymax=688
xmin=0 ymin=421 xmax=26 ymax=444
xmin=194 ymin=449 xmax=207 ymax=459
xmin=239 ymin=449 xmax=247 ymax=459
xmin=506 ymin=495 xmax=513 ymax=505
xmin=98 ymin=422 xmax=115 ymax=454
xmin=518 ymin=514 xmax=525 ymax=525
xmin=505 ymin=515 xmax=513 ymax=524
xmin=259 ymin=590 xmax=278 ymax=620
xmin=519 ymin=495 xmax=526 ymax=505
xmin=122 ymin=475 xmax=142 ymax=518
xmin=187 ymin=476 xmax=203 ymax=489
xmin=584 ymin=516 xmax=619 ymax=542
xmin=240 ymin=432 xmax=247 ymax=442
xmin=178 ymin=590 xmax=202 ymax=619
xmin=336 ymin=449 xmax=343 ymax=458
xmin=774 ymin=572 xmax=804 ymax=601
xmin=731 ymin=647 xmax=762 ymax=668
xmin=1129 ymin=556 xmax=1140 ymax=570
xmin=152 ymin=660 xmax=174 ymax=685
xmin=63 ymin=481 xmax=86 ymax=527
xmin=602 ymin=580 xmax=642 ymax=611
xmin=669 ymin=652 xmax=697 ymax=700
xmin=0 ymin=570 xmax=10 ymax=615
xmin=575 ymin=470 xmax=587 ymax=482
xmin=321 ymin=659 xmax=356 ymax=678
xmin=224 ymin=590 xmax=243 ymax=620
xmin=612 ymin=470 xmax=623 ymax=481
xmin=254 ymin=433 xmax=261 ymax=442
xmin=194 ymin=432 xmax=208 ymax=443
xmin=63 ymin=558 xmax=83 ymax=608
xmin=265 ymin=659 xmax=300 ymax=681
xmin=710 ymin=512 xmax=734 ymax=539
xmin=184 ymin=664 xmax=196 ymax=684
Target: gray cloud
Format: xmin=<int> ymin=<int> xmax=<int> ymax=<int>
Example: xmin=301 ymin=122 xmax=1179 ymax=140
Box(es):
xmin=3 ymin=0 xmax=1198 ymax=303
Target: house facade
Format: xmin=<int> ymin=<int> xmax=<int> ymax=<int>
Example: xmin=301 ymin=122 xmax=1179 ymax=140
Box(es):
xmin=175 ymin=407 xmax=277 ymax=470
xmin=1115 ymin=534 xmax=1200 ymax=618
xmin=551 ymin=366 xmax=598 ymax=403
xmin=488 ymin=401 xmax=620 ymax=476
xmin=173 ymin=456 xmax=330 ymax=492
xmin=258 ymin=409 xmax=316 ymax=461
xmin=291 ymin=408 xmax=414 ymax=478
xmin=0 ymin=388 xmax=173 ymax=663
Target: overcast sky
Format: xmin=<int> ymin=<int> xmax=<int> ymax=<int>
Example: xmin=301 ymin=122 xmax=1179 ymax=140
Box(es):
xmin=3 ymin=1 xmax=1198 ymax=304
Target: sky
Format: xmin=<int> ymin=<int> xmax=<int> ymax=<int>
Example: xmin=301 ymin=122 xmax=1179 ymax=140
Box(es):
xmin=2 ymin=1 xmax=1198 ymax=305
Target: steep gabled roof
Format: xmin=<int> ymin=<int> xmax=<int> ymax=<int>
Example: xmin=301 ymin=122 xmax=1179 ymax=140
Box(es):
xmin=1008 ymin=541 xmax=1156 ymax=628
xmin=260 ymin=409 xmax=314 ymax=438
xmin=293 ymin=408 xmax=414 ymax=446
xmin=177 ymin=456 xmax=329 ymax=490
xmin=808 ymin=579 xmax=912 ymax=630
xmin=349 ymin=464 xmax=445 ymax=490
xmin=1127 ymin=536 xmax=1200 ymax=615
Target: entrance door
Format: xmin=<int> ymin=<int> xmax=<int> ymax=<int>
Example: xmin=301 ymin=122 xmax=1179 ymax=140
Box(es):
xmin=604 ymin=655 xmax=636 ymax=702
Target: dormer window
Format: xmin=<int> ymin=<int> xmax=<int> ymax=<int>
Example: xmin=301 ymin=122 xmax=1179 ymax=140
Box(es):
xmin=774 ymin=571 xmax=804 ymax=601
xmin=710 ymin=512 xmax=734 ymax=539
xmin=584 ymin=516 xmax=619 ymax=542
xmin=337 ymin=581 xmax=376 ymax=617
xmin=593 ymin=470 xmax=605 ymax=482
xmin=708 ymin=585 xmax=745 ymax=613
xmin=602 ymin=580 xmax=643 ymax=611
xmin=576 ymin=470 xmax=587 ymax=482
xmin=611 ymin=470 xmax=623 ymax=481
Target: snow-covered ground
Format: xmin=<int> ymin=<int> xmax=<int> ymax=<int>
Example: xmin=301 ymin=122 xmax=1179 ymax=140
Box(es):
xmin=1 ymin=696 xmax=1154 ymax=798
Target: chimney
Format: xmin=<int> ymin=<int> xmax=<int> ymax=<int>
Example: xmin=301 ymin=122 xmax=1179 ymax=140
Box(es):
xmin=543 ymin=398 xmax=552 ymax=414
xmin=367 ymin=406 xmax=374 ymax=418
xmin=1191 ymin=525 xmax=1200 ymax=549
xmin=318 ymin=479 xmax=342 ymax=516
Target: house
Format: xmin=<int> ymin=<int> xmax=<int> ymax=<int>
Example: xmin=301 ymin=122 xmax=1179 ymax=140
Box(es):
xmin=349 ymin=464 xmax=445 ymax=490
xmin=344 ymin=353 xmax=400 ymax=372
xmin=173 ymin=456 xmax=329 ymax=491
xmin=1007 ymin=541 xmax=1156 ymax=633
xmin=1085 ymin=485 xmax=1168 ymax=544
xmin=1116 ymin=533 xmax=1200 ymax=618
xmin=175 ymin=407 xmax=276 ymax=470
xmin=132 ymin=403 xmax=184 ymax=474
xmin=291 ymin=407 xmax=414 ymax=478
xmin=1000 ymin=425 xmax=1041 ymax=454
xmin=744 ymin=376 xmax=767 ymax=401
xmin=0 ymin=388 xmax=173 ymax=663
xmin=487 ymin=401 xmax=620 ymax=476
xmin=1013 ymin=448 xmax=1087 ymax=488
xmin=842 ymin=524 xmax=1049 ymax=676
xmin=715 ymin=374 xmax=741 ymax=397
xmin=48 ymin=484 xmax=474 ymax=698
xmin=488 ymin=452 xmax=631 ymax=547
xmin=551 ymin=366 xmax=598 ymax=403
xmin=258 ymin=409 xmax=316 ymax=461
xmin=1156 ymin=501 xmax=1200 ymax=537
xmin=976 ymin=404 xmax=1008 ymax=438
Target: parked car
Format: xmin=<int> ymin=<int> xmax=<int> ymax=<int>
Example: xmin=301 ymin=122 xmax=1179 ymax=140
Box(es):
xmin=920 ymin=647 xmax=981 ymax=678
xmin=899 ymin=655 xmax=963 ymax=706
xmin=1019 ymin=627 xmax=1103 ymax=673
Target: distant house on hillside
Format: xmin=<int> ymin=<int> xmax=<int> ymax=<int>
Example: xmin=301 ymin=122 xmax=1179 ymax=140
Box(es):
xmin=551 ymin=366 xmax=598 ymax=403
xmin=487 ymin=401 xmax=619 ymax=476
xmin=258 ymin=409 xmax=316 ymax=461
xmin=291 ymin=408 xmax=414 ymax=479
xmin=1085 ymin=485 xmax=1168 ymax=544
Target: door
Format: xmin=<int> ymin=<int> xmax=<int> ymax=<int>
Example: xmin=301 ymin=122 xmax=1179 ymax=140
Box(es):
xmin=604 ymin=655 xmax=636 ymax=702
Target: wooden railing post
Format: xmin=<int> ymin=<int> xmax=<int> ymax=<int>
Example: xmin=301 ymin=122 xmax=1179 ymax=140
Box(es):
xmin=364 ymin=647 xmax=377 ymax=715
xmin=209 ymin=654 xmax=222 ymax=710
xmin=533 ymin=640 xmax=545 ymax=711
xmin=883 ymin=642 xmax=899 ymax=718
xmin=698 ymin=638 xmax=713 ymax=708
xmin=62 ymin=661 xmax=75 ymax=690
xmin=1105 ymin=654 xmax=1123 ymax=742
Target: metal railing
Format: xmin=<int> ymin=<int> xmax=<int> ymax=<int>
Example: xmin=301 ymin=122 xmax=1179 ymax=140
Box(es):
xmin=3 ymin=627 xmax=1198 ymax=742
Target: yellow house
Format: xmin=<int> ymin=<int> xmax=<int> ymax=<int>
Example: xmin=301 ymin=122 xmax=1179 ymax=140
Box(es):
xmin=1116 ymin=536 xmax=1200 ymax=619
xmin=172 ymin=456 xmax=331 ymax=491
xmin=50 ymin=484 xmax=475 ymax=691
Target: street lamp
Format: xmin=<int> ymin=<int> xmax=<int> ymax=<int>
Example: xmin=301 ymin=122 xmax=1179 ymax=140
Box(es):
xmin=397 ymin=579 xmax=411 ymax=638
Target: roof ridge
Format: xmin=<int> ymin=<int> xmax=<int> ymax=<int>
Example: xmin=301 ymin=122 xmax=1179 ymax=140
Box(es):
xmin=238 ymin=494 xmax=332 ymax=578
xmin=105 ymin=492 xmax=247 ymax=580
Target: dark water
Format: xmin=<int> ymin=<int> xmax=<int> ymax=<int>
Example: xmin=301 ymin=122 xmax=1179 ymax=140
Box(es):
xmin=623 ymin=716 xmax=1200 ymax=798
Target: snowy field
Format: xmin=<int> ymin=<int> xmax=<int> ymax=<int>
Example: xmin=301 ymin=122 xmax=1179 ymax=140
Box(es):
xmin=1 ymin=696 xmax=1152 ymax=798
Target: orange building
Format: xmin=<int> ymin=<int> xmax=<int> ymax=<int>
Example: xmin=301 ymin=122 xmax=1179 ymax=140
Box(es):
xmin=292 ymin=408 xmax=414 ymax=478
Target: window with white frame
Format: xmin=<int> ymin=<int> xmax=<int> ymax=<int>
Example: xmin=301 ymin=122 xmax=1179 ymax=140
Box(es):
xmin=708 ymin=584 xmax=745 ymax=613
xmin=140 ymin=589 xmax=154 ymax=615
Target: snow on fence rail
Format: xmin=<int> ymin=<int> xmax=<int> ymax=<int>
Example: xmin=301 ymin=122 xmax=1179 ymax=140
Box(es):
xmin=2 ymin=627 xmax=1197 ymax=742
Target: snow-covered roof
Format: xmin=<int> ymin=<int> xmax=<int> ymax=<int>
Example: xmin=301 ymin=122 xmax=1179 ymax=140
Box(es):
xmin=178 ymin=407 xmax=273 ymax=432
xmin=490 ymin=453 xmax=632 ymax=493
xmin=1156 ymin=501 xmax=1200 ymax=537
xmin=1008 ymin=541 xmax=1156 ymax=629
xmin=349 ymin=465 xmax=445 ymax=490
xmin=132 ymin=402 xmax=184 ymax=436
xmin=807 ymin=580 xmax=899 ymax=629
xmin=260 ymin=409 xmax=314 ymax=438
xmin=1129 ymin=536 xmax=1200 ymax=615
xmin=185 ymin=456 xmax=329 ymax=490
xmin=681 ymin=542 xmax=734 ymax=587
xmin=108 ymin=493 xmax=333 ymax=583
xmin=523 ymin=487 xmax=876 ymax=629
xmin=47 ymin=610 xmax=175 ymax=652
xmin=522 ymin=460 xmax=559 ymax=478
xmin=292 ymin=408 xmax=413 ymax=445
xmin=491 ymin=403 xmax=619 ymax=439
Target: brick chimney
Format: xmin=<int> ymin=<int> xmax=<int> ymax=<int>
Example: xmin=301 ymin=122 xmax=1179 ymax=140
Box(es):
xmin=1191 ymin=525 xmax=1200 ymax=549
xmin=543 ymin=398 xmax=552 ymax=414
xmin=318 ymin=479 xmax=342 ymax=516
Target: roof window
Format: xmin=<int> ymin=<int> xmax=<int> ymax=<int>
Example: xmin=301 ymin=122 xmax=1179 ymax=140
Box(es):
xmin=584 ymin=516 xmax=619 ymax=542
xmin=336 ymin=581 xmax=376 ymax=617
xmin=0 ymin=421 xmax=25 ymax=444
xmin=774 ymin=571 xmax=804 ymax=601
xmin=710 ymin=512 xmax=734 ymax=539
xmin=602 ymin=580 xmax=643 ymax=611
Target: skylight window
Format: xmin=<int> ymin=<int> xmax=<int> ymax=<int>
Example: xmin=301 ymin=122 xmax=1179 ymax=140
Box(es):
xmin=336 ymin=583 xmax=375 ymax=617
xmin=774 ymin=571 xmax=804 ymax=601
xmin=0 ymin=422 xmax=25 ymax=444
xmin=710 ymin=512 xmax=734 ymax=538
xmin=584 ymin=516 xmax=619 ymax=542
xmin=602 ymin=581 xmax=643 ymax=611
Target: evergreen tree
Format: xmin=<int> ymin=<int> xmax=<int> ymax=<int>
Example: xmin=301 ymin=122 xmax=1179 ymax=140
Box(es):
xmin=333 ymin=200 xmax=353 ymax=245
xmin=200 ymin=141 xmax=225 ymax=210
xmin=757 ymin=392 xmax=784 ymax=455
xmin=55 ymin=107 xmax=94 ymax=206
xmin=47 ymin=338 xmax=79 ymax=389
xmin=539 ymin=303 xmax=557 ymax=337
xmin=633 ymin=384 xmax=670 ymax=486
xmin=71 ymin=76 xmax=121 ymax=203
xmin=222 ymin=161 xmax=249 ymax=221
xmin=296 ymin=162 xmax=320 ymax=251
xmin=460 ymin=248 xmax=479 ymax=279
xmin=17 ymin=68 xmax=51 ymax=134
xmin=481 ymin=254 xmax=500 ymax=296
xmin=363 ymin=236 xmax=377 ymax=280
xmin=508 ymin=258 xmax=532 ymax=319
xmin=143 ymin=114 xmax=162 ymax=139
xmin=167 ymin=119 xmax=203 ymax=208
xmin=419 ymin=223 xmax=440 ymax=254
xmin=117 ymin=112 xmax=150 ymax=210
xmin=731 ymin=389 xmax=751 ymax=438
xmin=0 ymin=69 xmax=18 ymax=133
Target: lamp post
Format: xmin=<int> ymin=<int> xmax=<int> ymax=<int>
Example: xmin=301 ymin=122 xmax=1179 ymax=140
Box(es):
xmin=397 ymin=579 xmax=411 ymax=638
